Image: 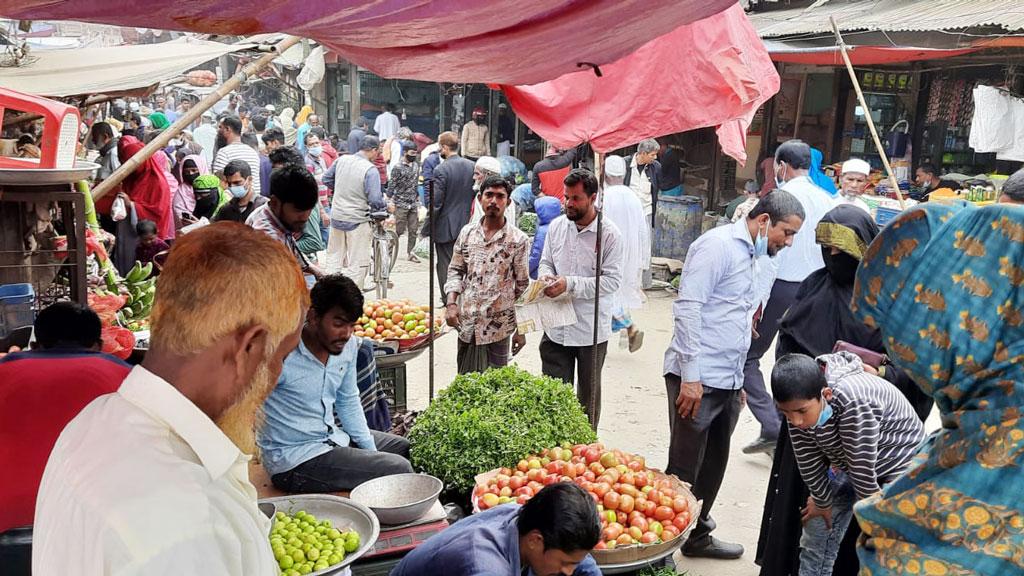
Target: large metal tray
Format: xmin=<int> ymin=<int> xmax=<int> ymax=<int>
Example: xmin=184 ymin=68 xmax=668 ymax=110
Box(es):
xmin=0 ymin=161 xmax=99 ymax=186
xmin=258 ymin=494 xmax=381 ymax=575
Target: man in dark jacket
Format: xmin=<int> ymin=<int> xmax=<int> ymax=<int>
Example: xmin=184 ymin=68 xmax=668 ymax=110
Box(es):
xmin=425 ymin=131 xmax=476 ymax=305
xmin=531 ymin=146 xmax=576 ymax=202
xmin=347 ymin=117 xmax=369 ymax=157
xmin=622 ymin=138 xmax=662 ymax=229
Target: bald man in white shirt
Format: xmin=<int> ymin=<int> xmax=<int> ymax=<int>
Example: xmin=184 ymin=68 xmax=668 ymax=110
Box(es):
xmin=33 ymin=224 xmax=309 ymax=576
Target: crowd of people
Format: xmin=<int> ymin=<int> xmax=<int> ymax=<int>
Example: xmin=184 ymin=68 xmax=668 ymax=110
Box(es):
xmin=4 ymin=83 xmax=1024 ymax=576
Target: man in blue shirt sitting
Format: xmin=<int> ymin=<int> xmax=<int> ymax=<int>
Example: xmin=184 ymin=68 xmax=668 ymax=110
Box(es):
xmin=392 ymin=482 xmax=602 ymax=576
xmin=258 ymin=274 xmax=413 ymax=492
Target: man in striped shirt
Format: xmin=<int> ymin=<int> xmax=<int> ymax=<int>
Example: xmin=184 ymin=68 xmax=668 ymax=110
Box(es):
xmin=212 ymin=115 xmax=262 ymax=197
xmin=771 ymin=352 xmax=924 ymax=576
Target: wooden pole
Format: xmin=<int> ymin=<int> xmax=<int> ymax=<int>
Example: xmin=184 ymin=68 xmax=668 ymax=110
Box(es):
xmin=428 ymin=178 xmax=436 ymax=401
xmin=90 ymin=35 xmax=302 ymax=202
xmin=830 ymin=17 xmax=906 ymax=209
xmin=589 ymin=151 xmax=604 ymax=432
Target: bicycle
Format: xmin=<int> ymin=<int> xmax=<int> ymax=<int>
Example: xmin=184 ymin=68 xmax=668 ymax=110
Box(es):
xmin=368 ymin=211 xmax=399 ymax=299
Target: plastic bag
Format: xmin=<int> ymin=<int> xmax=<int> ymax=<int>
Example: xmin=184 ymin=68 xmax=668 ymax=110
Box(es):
xmin=413 ymin=236 xmax=430 ymax=260
xmin=111 ymin=196 xmax=127 ymax=222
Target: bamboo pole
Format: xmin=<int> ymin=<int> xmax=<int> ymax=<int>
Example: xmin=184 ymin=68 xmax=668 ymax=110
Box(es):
xmin=830 ymin=17 xmax=905 ymax=209
xmin=90 ymin=35 xmax=302 ymax=202
xmin=589 ymin=150 xmax=604 ymax=432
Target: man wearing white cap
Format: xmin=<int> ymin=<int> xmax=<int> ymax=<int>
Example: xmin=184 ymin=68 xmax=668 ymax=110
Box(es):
xmin=472 ymin=156 xmax=515 ymax=224
xmin=837 ymin=158 xmax=872 ymax=214
xmin=602 ymin=155 xmax=648 ymax=353
xmin=193 ymin=110 xmax=219 ymax=167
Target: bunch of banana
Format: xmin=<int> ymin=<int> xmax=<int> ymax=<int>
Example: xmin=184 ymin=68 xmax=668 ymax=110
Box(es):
xmin=116 ymin=261 xmax=157 ymax=326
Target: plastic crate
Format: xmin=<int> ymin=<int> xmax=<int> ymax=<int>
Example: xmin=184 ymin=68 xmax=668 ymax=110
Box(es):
xmin=874 ymin=207 xmax=901 ymax=227
xmin=378 ymin=364 xmax=407 ymax=413
xmin=0 ymin=284 xmax=34 ymax=339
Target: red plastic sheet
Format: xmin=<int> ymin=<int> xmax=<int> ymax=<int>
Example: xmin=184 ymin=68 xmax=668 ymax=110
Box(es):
xmin=769 ymin=45 xmax=978 ymax=66
xmin=499 ymin=4 xmax=779 ymax=164
xmin=1 ymin=0 xmax=734 ymax=86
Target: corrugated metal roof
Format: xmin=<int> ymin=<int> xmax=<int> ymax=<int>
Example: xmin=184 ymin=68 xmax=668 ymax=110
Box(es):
xmin=750 ymin=0 xmax=1024 ymax=37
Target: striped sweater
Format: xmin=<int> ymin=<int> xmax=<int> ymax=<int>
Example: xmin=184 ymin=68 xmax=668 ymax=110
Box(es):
xmin=790 ymin=352 xmax=925 ymax=509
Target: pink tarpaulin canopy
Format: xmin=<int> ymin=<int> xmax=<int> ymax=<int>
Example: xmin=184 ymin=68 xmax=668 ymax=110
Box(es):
xmin=499 ymin=4 xmax=779 ymax=164
xmin=1 ymin=0 xmax=735 ymax=86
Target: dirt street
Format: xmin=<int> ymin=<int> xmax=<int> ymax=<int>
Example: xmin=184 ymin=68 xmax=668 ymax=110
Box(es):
xmin=385 ymin=255 xmax=771 ymax=576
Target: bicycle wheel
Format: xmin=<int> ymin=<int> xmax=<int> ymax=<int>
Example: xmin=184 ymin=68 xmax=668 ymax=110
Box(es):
xmin=385 ymin=230 xmax=399 ymax=273
xmin=373 ymin=236 xmax=387 ymax=299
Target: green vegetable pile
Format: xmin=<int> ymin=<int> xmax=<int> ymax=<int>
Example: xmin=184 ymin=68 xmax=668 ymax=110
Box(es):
xmin=408 ymin=366 xmax=597 ymax=492
xmin=517 ymin=212 xmax=538 ymax=236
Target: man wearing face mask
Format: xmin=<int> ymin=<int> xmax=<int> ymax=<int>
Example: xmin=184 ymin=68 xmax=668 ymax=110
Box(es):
xmin=836 ymin=159 xmax=872 ymax=214
xmin=664 ymin=190 xmax=804 ymax=560
xmin=32 ymin=223 xmax=310 ymax=575
xmin=741 ymin=140 xmax=836 ymax=457
xmin=388 ymin=139 xmax=423 ymax=262
xmin=460 ymin=107 xmax=490 ymax=162
xmin=214 ymin=160 xmax=267 ymax=223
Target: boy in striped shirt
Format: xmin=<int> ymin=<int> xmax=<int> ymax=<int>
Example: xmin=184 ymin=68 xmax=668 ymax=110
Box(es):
xmin=771 ymin=352 xmax=924 ymax=576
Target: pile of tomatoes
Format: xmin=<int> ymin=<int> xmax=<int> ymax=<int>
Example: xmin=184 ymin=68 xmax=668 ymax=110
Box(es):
xmin=355 ymin=299 xmax=442 ymax=342
xmin=473 ymin=443 xmax=693 ymax=550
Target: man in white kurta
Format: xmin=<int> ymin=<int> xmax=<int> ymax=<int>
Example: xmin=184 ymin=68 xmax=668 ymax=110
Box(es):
xmin=601 ymin=155 xmax=649 ymax=352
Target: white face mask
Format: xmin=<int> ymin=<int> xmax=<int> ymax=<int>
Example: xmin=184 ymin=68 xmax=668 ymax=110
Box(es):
xmin=775 ymin=162 xmax=788 ymax=188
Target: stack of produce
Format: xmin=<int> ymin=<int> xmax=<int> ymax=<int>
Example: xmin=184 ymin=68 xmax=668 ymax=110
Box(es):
xmin=473 ymin=443 xmax=694 ymax=550
xmin=88 ymin=260 xmax=156 ymax=332
xmin=408 ymin=366 xmax=597 ymax=493
xmin=268 ymin=510 xmax=360 ymax=575
xmin=356 ymin=298 xmax=442 ymax=343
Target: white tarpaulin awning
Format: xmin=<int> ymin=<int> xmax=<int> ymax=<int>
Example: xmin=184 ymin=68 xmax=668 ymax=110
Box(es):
xmin=0 ymin=37 xmax=254 ymax=97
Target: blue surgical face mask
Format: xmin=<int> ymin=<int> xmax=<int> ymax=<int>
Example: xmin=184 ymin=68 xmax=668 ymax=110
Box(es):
xmin=814 ymin=394 xmax=834 ymax=428
xmin=753 ymin=219 xmax=770 ymax=258
xmin=229 ymin=185 xmax=247 ymax=199
xmin=308 ymin=145 xmax=323 ymax=156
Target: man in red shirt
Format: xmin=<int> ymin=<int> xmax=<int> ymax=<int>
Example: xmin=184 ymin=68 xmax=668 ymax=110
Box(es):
xmin=0 ymin=301 xmax=129 ymax=534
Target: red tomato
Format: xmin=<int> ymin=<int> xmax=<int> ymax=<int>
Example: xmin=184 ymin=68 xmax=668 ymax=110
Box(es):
xmin=654 ymin=506 xmax=675 ymax=522
xmin=618 ymin=494 xmax=635 ymax=514
xmin=528 ymin=481 xmax=544 ymax=493
xmin=499 ymin=486 xmax=512 ymax=497
xmin=661 ymin=488 xmax=676 ymax=499
xmin=495 ymin=474 xmax=510 ymax=488
xmin=593 ymin=541 xmax=607 ymax=550
xmin=641 ymin=531 xmax=659 ymax=544
xmin=660 ymin=496 xmax=674 ymax=508
xmin=642 ymin=500 xmax=658 ymax=516
xmin=527 ymin=469 xmax=543 ymax=482
xmin=516 ymin=495 xmax=530 ymax=505
xmin=616 ymin=511 xmax=628 ymax=525
xmin=584 ymin=448 xmax=602 ymax=464
xmin=620 ymin=472 xmax=635 ymax=486
xmin=601 ymin=523 xmax=624 ymax=541
xmin=627 ymin=460 xmax=643 ymax=472
xmin=628 ymin=515 xmax=648 ymax=532
xmin=583 ymin=471 xmax=597 ymax=482
xmin=603 ymin=491 xmax=620 ymax=511
xmin=542 ymin=474 xmax=559 ymax=486
xmin=672 ymin=496 xmax=689 ymax=514
xmin=509 ymin=476 xmax=526 ymax=490
xmin=634 ymin=473 xmax=648 ymax=489
xmin=545 ymin=461 xmax=561 ymax=475
xmin=628 ymin=526 xmax=643 ymax=541
xmin=619 ymin=484 xmax=639 ymax=499
xmin=589 ymin=462 xmax=606 ymax=476
xmin=616 ymin=534 xmax=634 ymax=546
xmin=661 ymin=527 xmax=679 ymax=541
xmin=575 ymin=462 xmax=586 ymax=476
xmin=498 ymin=467 xmax=513 ymax=476
xmin=672 ymin=514 xmax=689 ymax=531
xmin=592 ymin=482 xmax=611 ymax=499
xmin=647 ymin=490 xmax=662 ymax=504
xmin=517 ymin=459 xmax=529 ymax=472
xmin=572 ymin=445 xmax=587 ymax=458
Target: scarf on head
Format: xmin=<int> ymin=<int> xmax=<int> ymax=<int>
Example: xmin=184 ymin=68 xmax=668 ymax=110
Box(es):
xmin=851 ymin=203 xmax=1024 ymax=574
xmin=117 ymin=135 xmax=173 ymax=240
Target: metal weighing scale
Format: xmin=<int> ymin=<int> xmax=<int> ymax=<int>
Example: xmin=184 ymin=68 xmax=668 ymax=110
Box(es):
xmin=351 ymin=500 xmax=449 ymax=576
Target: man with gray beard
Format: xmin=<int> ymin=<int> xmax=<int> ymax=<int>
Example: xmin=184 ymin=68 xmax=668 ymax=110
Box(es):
xmin=33 ymin=222 xmax=309 ymax=576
